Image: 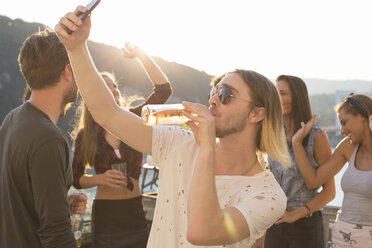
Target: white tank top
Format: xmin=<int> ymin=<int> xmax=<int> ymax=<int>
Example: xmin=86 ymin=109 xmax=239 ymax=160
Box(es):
xmin=340 ymin=144 xmax=372 ymax=225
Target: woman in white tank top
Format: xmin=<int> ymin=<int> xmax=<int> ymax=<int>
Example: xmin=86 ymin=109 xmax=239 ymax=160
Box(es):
xmin=291 ymin=93 xmax=372 ymax=248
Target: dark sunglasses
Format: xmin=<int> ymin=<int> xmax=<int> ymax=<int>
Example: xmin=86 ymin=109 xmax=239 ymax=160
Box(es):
xmin=208 ymin=86 xmax=234 ymax=104
xmin=344 ymin=93 xmax=368 ymax=118
xmin=208 ymin=85 xmax=251 ymax=105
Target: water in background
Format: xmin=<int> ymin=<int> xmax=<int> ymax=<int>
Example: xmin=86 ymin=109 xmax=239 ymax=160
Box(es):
xmin=138 ymin=167 xmax=346 ymax=207
xmin=72 ymin=160 xmax=346 ymax=214
xmin=76 ymin=166 xmax=345 ymax=209
xmin=328 ymin=164 xmax=346 ymax=207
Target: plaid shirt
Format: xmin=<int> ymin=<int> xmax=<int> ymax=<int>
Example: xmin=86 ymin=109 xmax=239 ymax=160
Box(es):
xmin=72 ymin=83 xmax=172 ymax=190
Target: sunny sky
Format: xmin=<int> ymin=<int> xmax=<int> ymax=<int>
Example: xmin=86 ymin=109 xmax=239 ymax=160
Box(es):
xmin=2 ymin=0 xmax=372 ymax=81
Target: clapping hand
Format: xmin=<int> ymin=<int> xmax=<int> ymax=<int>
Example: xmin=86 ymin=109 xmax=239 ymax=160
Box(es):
xmin=292 ymin=115 xmax=316 ymax=145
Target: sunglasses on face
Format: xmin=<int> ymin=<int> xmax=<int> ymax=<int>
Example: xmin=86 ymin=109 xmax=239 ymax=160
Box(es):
xmin=208 ymin=85 xmax=251 ymax=105
xmin=208 ymin=86 xmax=234 ymax=104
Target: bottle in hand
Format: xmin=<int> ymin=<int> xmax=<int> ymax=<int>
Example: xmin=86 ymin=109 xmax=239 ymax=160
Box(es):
xmin=141 ymin=104 xmax=191 ymax=125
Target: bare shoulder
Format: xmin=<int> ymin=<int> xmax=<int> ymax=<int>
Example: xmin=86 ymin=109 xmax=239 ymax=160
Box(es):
xmin=334 ymin=137 xmax=356 ymax=161
xmin=312 ymin=128 xmax=332 ymax=164
xmin=313 ymin=128 xmax=329 ymax=144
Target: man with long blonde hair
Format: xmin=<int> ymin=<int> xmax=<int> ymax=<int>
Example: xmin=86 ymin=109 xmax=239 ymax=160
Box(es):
xmin=55 ymin=6 xmax=291 ymax=247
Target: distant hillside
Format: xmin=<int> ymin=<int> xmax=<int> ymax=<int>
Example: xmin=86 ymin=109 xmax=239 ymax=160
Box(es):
xmin=0 ymin=15 xmax=212 ymax=144
xmin=304 ymin=78 xmax=372 ymax=95
xmin=0 ymin=16 xmax=44 ymax=123
xmin=0 ymin=15 xmax=369 ymax=146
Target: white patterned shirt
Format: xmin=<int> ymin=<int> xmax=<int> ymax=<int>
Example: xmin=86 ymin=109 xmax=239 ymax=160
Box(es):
xmin=147 ymin=125 xmax=287 ymax=248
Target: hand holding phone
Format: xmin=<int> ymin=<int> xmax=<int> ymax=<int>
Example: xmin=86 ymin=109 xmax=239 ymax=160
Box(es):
xmin=78 ymin=0 xmax=101 ymax=20
xmin=67 ymin=0 xmax=101 ymax=34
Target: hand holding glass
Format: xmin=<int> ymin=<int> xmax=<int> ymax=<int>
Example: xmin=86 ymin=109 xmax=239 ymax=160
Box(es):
xmin=111 ymin=163 xmax=128 ymax=187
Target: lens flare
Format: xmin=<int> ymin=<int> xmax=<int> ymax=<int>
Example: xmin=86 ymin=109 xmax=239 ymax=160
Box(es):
xmin=223 ymin=211 xmax=239 ymax=240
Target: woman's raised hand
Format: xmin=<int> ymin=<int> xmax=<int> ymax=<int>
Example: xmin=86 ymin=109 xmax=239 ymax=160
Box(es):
xmin=121 ymin=42 xmax=144 ymax=59
xmin=292 ymin=115 xmax=316 ymax=145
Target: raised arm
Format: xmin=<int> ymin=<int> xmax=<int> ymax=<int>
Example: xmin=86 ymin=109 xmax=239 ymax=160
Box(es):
xmin=124 ymin=43 xmax=173 ymax=115
xmin=55 ymin=6 xmax=152 ymax=155
xmin=122 ymin=42 xmax=169 ymax=86
xmin=292 ymin=116 xmax=348 ymax=189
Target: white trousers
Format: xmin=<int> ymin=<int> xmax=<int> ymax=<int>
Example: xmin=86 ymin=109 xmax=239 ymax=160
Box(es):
xmin=331 ymin=218 xmax=372 ymax=248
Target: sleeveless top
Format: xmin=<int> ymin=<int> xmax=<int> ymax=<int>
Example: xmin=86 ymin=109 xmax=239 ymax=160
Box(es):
xmin=269 ymin=127 xmax=320 ymax=210
xmin=339 ymin=144 xmax=372 ymax=225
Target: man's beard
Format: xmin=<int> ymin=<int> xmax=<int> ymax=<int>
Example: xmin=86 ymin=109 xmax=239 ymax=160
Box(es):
xmin=215 ymin=111 xmax=249 ymax=138
xmin=60 ymin=82 xmax=78 ymax=117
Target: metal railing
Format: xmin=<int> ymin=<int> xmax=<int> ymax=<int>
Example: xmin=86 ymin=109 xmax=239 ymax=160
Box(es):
xmin=79 ymin=166 xmax=341 ymax=248
xmin=323 ymin=205 xmax=340 ymax=248
xmin=142 ymin=196 xmax=340 ymax=248
xmin=79 ymin=195 xmax=340 ymax=248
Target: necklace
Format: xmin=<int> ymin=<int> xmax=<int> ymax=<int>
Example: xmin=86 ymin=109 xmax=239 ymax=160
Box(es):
xmin=240 ymin=157 xmax=258 ymax=176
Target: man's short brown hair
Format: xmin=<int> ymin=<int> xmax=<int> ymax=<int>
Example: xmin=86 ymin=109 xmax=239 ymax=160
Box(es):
xmin=18 ymin=28 xmax=69 ymax=90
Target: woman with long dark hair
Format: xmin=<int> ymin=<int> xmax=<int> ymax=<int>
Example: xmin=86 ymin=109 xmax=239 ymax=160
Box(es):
xmin=264 ymin=75 xmax=335 ymax=248
xmin=292 ymin=93 xmax=372 ymax=248
xmin=72 ymin=43 xmax=172 ymax=248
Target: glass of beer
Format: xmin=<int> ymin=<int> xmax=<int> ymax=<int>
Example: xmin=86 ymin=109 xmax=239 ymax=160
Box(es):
xmin=111 ymin=163 xmax=128 ymax=187
xmin=141 ymin=104 xmax=192 ymax=126
xmin=71 ymin=214 xmax=83 ymax=247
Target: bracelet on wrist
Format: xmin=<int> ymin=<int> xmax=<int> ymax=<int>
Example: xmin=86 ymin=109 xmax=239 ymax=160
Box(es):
xmin=303 ymin=204 xmax=312 ymax=218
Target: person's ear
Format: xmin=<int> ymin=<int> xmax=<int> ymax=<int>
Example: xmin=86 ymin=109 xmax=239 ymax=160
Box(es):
xmin=65 ymin=64 xmax=72 ymax=73
xmin=61 ymin=64 xmax=73 ymax=80
xmin=249 ymin=107 xmax=265 ymax=124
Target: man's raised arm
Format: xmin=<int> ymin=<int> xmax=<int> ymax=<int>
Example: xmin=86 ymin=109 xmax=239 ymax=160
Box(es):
xmin=55 ymin=6 xmax=152 ymax=155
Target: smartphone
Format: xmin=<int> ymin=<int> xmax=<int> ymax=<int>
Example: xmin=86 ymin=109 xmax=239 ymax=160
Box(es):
xmin=78 ymin=0 xmax=101 ymax=20
xmin=67 ymin=0 xmax=101 ymax=34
